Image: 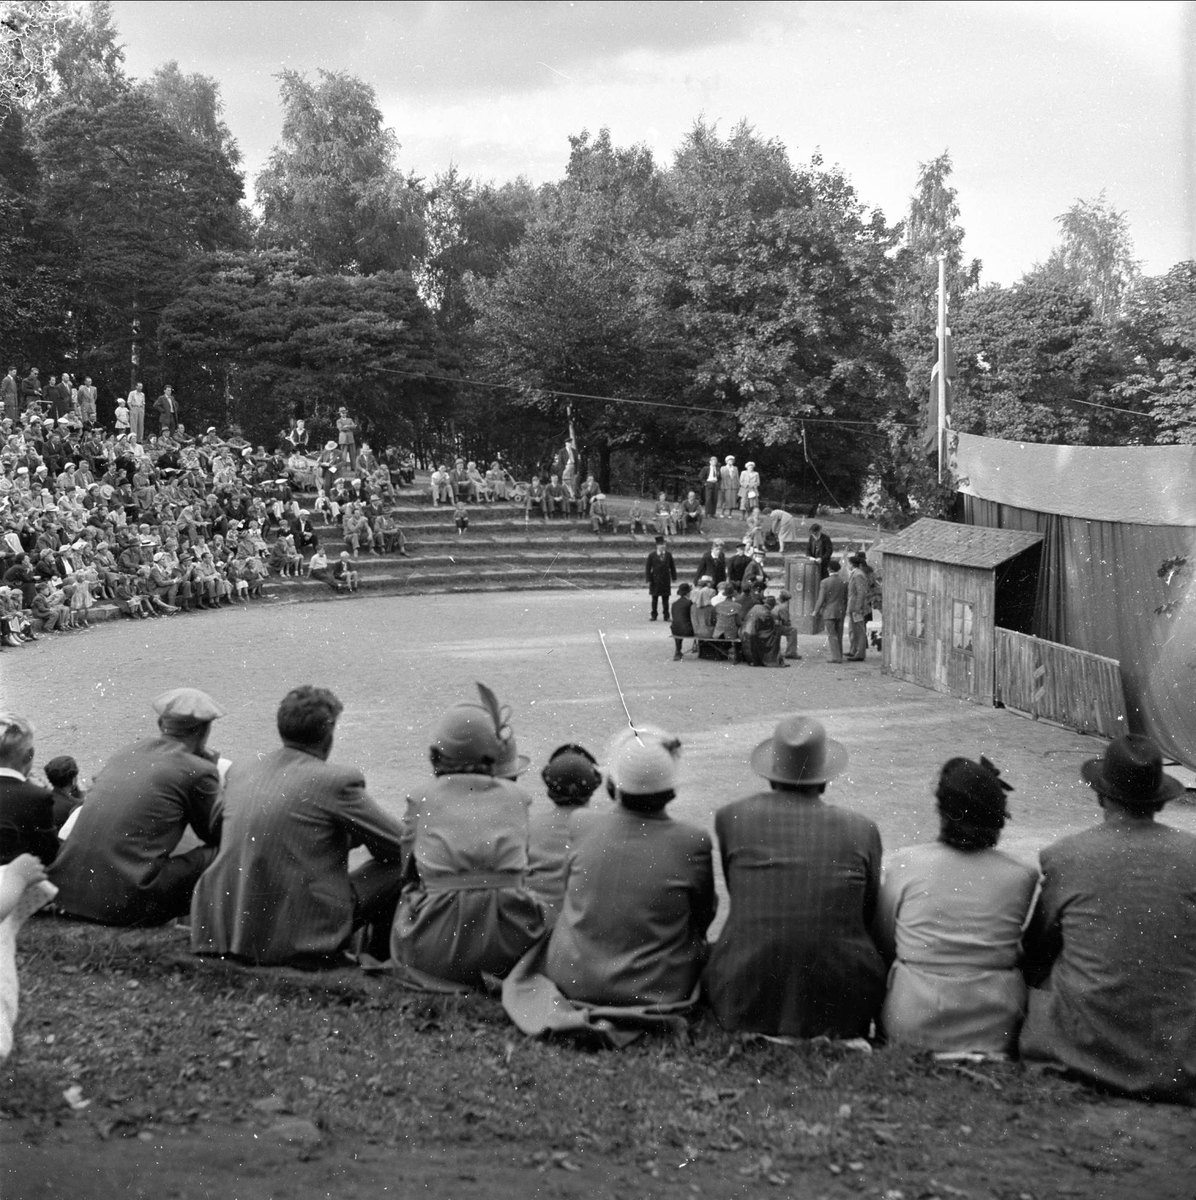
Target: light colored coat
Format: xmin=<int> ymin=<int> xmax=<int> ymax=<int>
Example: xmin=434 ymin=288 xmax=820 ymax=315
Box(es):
xmin=812 ymin=572 xmax=848 ymax=620
xmin=391 ymin=775 xmax=546 ymax=987
xmin=875 ymin=841 xmax=1039 ymax=1054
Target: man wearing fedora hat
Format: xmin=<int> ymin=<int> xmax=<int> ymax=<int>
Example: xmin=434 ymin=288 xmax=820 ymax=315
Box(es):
xmin=704 ymin=715 xmax=885 ymax=1036
xmin=50 ymin=688 xmax=226 ymax=925
xmin=1019 ymin=735 xmax=1196 ymax=1102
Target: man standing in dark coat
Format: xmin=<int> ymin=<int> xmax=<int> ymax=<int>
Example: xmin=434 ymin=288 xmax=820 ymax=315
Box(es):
xmin=812 ymin=559 xmax=847 ymax=662
xmin=19 ymin=368 xmax=42 ymax=414
xmin=0 ymin=367 xmax=18 ymax=422
xmin=154 ymin=386 xmax=178 ymax=434
xmin=50 ymin=374 xmax=73 ymax=420
xmin=50 ymin=688 xmax=225 ymax=925
xmin=645 ymin=535 xmax=677 ymax=622
xmin=692 ymin=537 xmax=727 ymax=587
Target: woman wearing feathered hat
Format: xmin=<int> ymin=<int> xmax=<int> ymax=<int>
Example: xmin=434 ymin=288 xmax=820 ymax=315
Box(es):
xmin=1019 ymin=735 xmax=1196 ymax=1101
xmin=874 ymin=756 xmax=1038 ymax=1055
xmin=703 ymin=715 xmax=885 ymax=1037
xmin=390 ymin=683 xmax=547 ymax=989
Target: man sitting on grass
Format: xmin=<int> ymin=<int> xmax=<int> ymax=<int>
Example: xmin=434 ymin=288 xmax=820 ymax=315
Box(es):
xmin=50 ymin=690 xmax=225 ymax=926
xmin=191 ymin=686 xmax=407 ymax=967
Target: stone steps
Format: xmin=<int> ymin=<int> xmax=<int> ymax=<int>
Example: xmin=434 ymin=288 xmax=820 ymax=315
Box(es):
xmin=283 ymin=491 xmax=731 ymax=599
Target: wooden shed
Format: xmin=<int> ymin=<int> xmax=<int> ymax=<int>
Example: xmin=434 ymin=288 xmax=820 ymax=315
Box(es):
xmin=880 ymin=518 xmax=1043 ymax=704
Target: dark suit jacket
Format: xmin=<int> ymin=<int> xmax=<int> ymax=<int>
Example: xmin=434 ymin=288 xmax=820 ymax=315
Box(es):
xmin=190 ymin=744 xmax=406 ymax=964
xmin=693 ymin=550 xmax=727 ymax=587
xmin=0 ymin=775 xmax=59 ymax=865
xmin=545 ymin=806 xmax=715 ymax=1006
xmin=704 ymin=794 xmax=884 ymax=1036
xmin=807 ymin=532 xmax=834 ymax=572
xmin=812 ymin=573 xmax=848 ymax=620
xmin=645 ymin=550 xmax=677 ymax=592
xmin=49 ymin=736 xmax=221 ymax=923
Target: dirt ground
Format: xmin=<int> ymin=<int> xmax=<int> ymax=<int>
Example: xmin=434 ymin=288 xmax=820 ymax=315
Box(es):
xmin=8 ymin=587 xmax=1193 ymax=862
xmin=2 ymin=588 xmax=1195 ymax=1199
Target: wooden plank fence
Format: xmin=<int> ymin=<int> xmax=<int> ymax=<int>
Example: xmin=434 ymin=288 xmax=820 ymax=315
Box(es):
xmin=994 ymin=628 xmax=1127 ymax=737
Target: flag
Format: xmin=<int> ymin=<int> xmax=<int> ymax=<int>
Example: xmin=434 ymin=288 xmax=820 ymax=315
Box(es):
xmin=923 ymin=326 xmax=957 ymax=459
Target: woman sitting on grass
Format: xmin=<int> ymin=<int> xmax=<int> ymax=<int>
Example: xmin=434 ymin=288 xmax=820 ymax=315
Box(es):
xmin=503 ymin=726 xmax=715 ymax=1037
xmin=391 ymin=684 xmax=546 ymax=989
xmin=874 ymin=757 xmax=1038 ymax=1056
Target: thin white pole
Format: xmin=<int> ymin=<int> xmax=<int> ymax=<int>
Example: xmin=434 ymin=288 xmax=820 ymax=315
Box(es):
xmin=936 ymin=255 xmax=947 ymax=484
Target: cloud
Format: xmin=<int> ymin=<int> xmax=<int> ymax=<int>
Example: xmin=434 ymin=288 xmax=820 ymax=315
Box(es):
xmin=115 ymin=0 xmax=779 ymax=98
xmin=109 ymin=1 xmax=1189 ymax=282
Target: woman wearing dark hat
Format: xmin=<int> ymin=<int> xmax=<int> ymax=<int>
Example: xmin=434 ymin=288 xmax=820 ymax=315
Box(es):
xmin=525 ymin=744 xmax=602 ymax=925
xmin=390 ymin=684 xmax=547 ymax=989
xmin=1019 ymin=735 xmax=1196 ymax=1102
xmin=874 ymin=757 xmax=1038 ymax=1055
xmin=703 ymin=716 xmax=885 ymax=1036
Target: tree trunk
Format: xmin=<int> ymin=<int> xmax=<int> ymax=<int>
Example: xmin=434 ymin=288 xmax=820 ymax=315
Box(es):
xmin=598 ymin=441 xmax=611 ymax=493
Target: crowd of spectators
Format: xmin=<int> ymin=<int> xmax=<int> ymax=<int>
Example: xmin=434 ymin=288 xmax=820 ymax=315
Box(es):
xmin=0 ymin=369 xmax=425 ymax=644
xmin=2 ymin=689 xmax=1193 ymax=1103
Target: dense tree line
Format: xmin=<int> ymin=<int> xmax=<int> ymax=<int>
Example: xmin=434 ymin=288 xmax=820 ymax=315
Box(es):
xmin=2 ymin=1 xmax=1194 ymax=519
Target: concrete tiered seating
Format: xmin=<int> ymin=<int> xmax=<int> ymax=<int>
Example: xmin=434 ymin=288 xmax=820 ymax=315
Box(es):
xmin=264 ymin=492 xmax=718 ymax=601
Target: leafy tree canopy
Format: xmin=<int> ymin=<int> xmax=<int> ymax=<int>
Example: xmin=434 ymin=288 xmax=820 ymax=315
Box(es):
xmin=255 ymin=69 xmax=424 ymax=275
xmin=158 ymin=250 xmax=452 ymax=449
xmin=1115 ymin=261 xmax=1196 ymax=443
xmin=1032 ymin=192 xmax=1139 ymax=326
xmin=951 ymin=278 xmax=1132 ymax=444
xmin=34 ymin=87 xmax=244 ymax=387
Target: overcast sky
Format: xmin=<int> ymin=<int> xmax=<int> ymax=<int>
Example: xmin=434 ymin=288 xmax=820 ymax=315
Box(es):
xmin=109 ymin=0 xmax=1191 ymax=284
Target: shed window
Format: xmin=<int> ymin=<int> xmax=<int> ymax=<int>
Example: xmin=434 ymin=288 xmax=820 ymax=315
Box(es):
xmin=905 ymin=590 xmax=927 ymax=640
xmin=952 ymin=599 xmax=974 ymax=653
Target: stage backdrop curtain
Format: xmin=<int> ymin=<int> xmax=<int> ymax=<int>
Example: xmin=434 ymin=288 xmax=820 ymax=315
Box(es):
xmin=954 ymin=433 xmax=1196 ymax=526
xmin=960 ymin=495 xmax=1196 ymax=769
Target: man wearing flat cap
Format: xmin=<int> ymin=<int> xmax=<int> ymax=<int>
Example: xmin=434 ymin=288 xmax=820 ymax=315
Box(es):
xmin=1020 ymin=735 xmax=1196 ymax=1102
xmin=50 ymin=689 xmax=226 ymax=925
xmin=704 ymin=715 xmax=885 ymax=1037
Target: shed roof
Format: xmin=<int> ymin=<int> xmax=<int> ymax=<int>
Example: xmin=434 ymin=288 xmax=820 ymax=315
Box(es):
xmin=879 ymin=518 xmax=1042 ymax=570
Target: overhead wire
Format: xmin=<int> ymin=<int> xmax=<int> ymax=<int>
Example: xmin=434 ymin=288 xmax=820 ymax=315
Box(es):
xmin=373 ymin=364 xmax=1153 ymax=432
xmin=370 ymin=364 xmax=907 ymax=433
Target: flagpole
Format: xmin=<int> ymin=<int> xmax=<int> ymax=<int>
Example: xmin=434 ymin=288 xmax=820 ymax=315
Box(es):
xmin=936 ymin=255 xmax=947 ymax=483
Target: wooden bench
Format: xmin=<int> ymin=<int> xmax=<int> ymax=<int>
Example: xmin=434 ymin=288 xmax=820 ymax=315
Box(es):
xmin=693 ymin=636 xmax=743 ymax=663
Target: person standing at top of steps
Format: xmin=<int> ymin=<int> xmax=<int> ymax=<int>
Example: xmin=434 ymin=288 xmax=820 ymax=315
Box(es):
xmin=336 ymin=408 xmax=357 ymax=467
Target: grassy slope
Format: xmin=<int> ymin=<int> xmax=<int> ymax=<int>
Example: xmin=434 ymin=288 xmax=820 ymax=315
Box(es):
xmin=3 ymin=921 xmax=1194 ymax=1200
